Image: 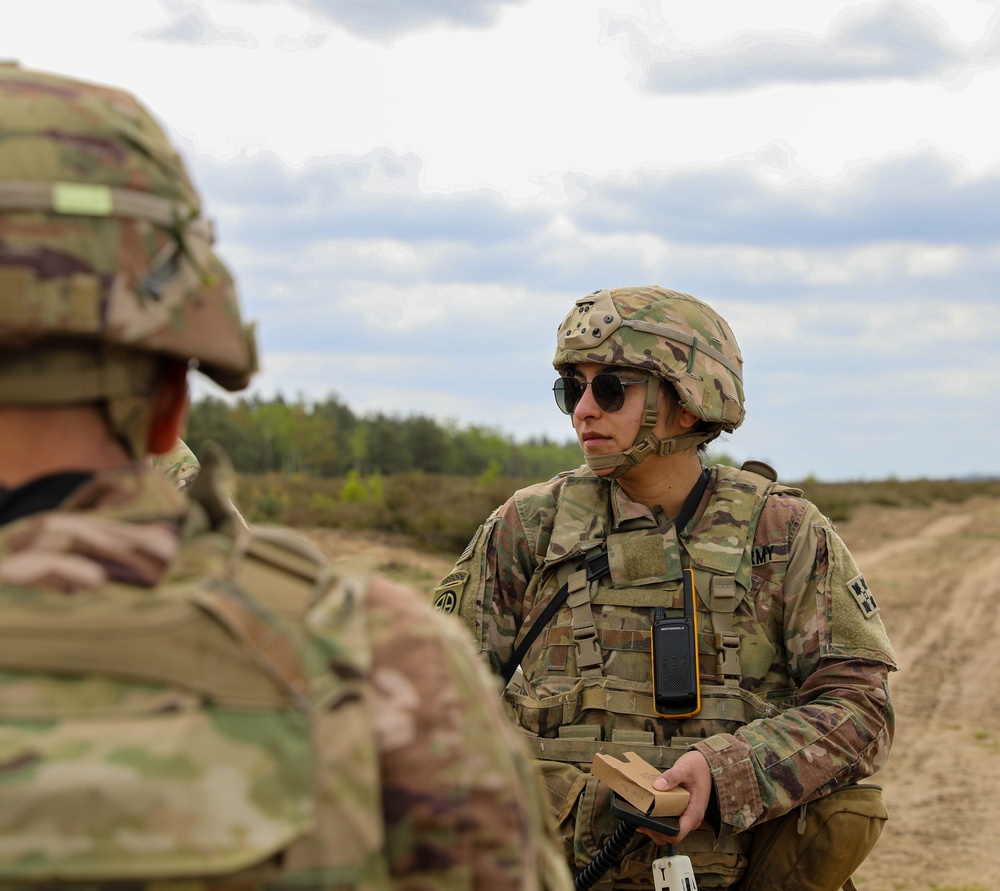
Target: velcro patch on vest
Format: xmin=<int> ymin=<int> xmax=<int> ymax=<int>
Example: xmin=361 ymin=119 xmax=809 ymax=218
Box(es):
xmin=847 ymin=573 xmax=879 ymax=619
xmin=607 ymin=529 xmax=682 ymax=587
xmin=432 ymin=570 xmax=468 ymax=614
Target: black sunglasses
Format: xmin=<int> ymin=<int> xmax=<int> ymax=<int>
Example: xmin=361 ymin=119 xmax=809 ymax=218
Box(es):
xmin=553 ymin=373 xmax=647 ymax=415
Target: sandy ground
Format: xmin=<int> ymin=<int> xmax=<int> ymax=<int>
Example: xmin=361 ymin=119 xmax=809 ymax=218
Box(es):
xmin=832 ymin=497 xmax=1000 ymax=891
xmin=304 ymin=494 xmax=1000 ymax=891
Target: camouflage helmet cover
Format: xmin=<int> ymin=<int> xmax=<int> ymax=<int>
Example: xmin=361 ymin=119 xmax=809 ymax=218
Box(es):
xmin=553 ymin=286 xmax=746 ymax=431
xmin=0 ymin=62 xmax=257 ymax=390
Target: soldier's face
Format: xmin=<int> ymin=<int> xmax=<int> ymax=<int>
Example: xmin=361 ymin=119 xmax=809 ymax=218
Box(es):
xmin=568 ymin=363 xmax=668 ymax=471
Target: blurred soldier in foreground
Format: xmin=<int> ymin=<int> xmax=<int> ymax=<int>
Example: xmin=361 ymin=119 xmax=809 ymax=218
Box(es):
xmin=436 ymin=287 xmax=896 ymax=889
xmin=0 ymin=63 xmax=571 ymax=891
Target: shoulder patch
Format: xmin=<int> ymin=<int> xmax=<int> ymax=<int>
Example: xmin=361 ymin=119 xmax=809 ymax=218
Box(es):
xmin=432 ymin=570 xmax=469 ymax=614
xmin=847 ymin=573 xmax=879 ymax=619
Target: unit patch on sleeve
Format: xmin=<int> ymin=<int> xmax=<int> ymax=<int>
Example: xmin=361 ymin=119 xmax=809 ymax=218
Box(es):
xmin=432 ymin=570 xmax=469 ymax=614
xmin=847 ymin=573 xmax=879 ymax=619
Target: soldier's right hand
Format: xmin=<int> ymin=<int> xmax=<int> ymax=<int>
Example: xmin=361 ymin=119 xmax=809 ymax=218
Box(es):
xmin=652 ymin=750 xmax=712 ymax=843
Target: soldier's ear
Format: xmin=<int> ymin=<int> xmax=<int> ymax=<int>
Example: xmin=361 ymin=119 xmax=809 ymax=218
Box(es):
xmin=677 ymin=406 xmax=699 ymax=430
xmin=147 ymin=361 xmax=190 ymax=456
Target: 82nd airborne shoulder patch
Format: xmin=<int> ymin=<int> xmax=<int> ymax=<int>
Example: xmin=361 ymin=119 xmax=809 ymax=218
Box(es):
xmin=847 ymin=573 xmax=879 ymax=619
xmin=432 ymin=570 xmax=469 ymax=614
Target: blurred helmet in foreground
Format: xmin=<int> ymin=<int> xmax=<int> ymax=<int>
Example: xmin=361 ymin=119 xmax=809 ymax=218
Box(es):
xmin=0 ymin=62 xmax=257 ymax=455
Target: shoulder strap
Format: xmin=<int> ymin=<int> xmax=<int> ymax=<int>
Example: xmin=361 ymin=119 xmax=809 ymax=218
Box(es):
xmin=500 ymin=549 xmax=609 ymax=685
xmin=694 ymin=462 xmax=793 ymax=685
xmin=229 ymin=523 xmax=333 ymax=617
xmin=677 ymin=467 xmax=711 ymax=534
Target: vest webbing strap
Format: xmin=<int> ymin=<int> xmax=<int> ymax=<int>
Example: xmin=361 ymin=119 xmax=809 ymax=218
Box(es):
xmin=709 ymin=576 xmax=742 ymax=685
xmin=521 ymin=734 xmax=689 ymax=769
xmin=510 ymin=681 xmax=778 ymax=729
xmin=0 ymin=585 xmax=304 ymax=710
xmin=567 ymin=569 xmax=603 ymax=677
xmin=510 ymin=684 xmax=660 ymax=724
xmin=700 ymin=470 xmax=776 ymax=686
xmin=501 ymin=549 xmax=609 ymax=685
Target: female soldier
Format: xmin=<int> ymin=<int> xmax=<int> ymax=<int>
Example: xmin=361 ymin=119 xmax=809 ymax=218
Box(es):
xmin=435 ymin=286 xmax=896 ymax=890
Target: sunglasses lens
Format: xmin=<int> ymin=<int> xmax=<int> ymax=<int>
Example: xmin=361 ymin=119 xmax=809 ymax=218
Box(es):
xmin=553 ymin=377 xmax=584 ymax=414
xmin=554 ymin=374 xmax=634 ymax=414
xmin=592 ymin=374 xmax=626 ymax=412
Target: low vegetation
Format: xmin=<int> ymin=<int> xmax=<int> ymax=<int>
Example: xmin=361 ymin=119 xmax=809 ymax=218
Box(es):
xmin=792 ymin=476 xmax=1000 ymax=522
xmin=190 ymin=394 xmax=1000 ymax=552
xmin=237 ymin=471 xmax=532 ymax=553
xmin=235 ymin=470 xmax=1000 ymax=555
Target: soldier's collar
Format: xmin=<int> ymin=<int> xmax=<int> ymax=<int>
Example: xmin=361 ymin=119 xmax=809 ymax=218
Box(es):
xmin=609 ymin=466 xmax=710 ymax=535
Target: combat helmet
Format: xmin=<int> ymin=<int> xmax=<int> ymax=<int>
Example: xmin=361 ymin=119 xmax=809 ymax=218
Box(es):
xmin=0 ymin=63 xmax=257 ymax=456
xmin=552 ymin=286 xmax=745 ymax=478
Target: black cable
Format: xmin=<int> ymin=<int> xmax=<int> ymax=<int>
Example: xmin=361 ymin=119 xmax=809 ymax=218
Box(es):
xmin=573 ymin=821 xmax=637 ymax=891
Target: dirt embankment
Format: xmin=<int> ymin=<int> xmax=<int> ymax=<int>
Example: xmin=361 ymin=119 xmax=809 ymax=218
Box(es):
xmin=305 ymin=494 xmax=1000 ymax=891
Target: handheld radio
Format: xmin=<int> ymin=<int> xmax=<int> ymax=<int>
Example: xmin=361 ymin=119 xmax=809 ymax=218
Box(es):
xmin=651 ymin=567 xmax=701 ymax=719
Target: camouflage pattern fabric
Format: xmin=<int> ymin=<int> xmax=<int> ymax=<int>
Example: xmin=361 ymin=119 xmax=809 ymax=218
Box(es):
xmin=0 ymin=457 xmax=573 ymax=891
xmin=550 ymin=287 xmax=745 ymax=478
xmin=553 ymin=287 xmax=745 ymax=431
xmin=151 ymin=438 xmax=201 ymax=490
xmin=0 ymin=62 xmax=258 ymax=457
xmin=436 ymin=463 xmax=896 ymax=889
xmin=0 ymin=63 xmax=257 ymax=392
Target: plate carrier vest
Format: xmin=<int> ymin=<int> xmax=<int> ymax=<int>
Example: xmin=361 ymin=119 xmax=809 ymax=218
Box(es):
xmin=503 ymin=463 xmax=800 ymax=886
xmin=0 ymin=517 xmax=389 ymax=890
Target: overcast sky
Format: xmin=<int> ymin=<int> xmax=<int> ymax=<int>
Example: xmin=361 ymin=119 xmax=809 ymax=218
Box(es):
xmin=7 ymin=0 xmax=999 ymax=481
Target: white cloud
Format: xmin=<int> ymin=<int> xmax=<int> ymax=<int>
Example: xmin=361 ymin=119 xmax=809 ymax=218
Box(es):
xmin=603 ymin=1 xmax=999 ymax=94
xmin=6 ymin=0 xmax=997 ymax=479
xmin=279 ymin=0 xmax=528 ymax=41
xmin=136 ymin=0 xmax=260 ymax=46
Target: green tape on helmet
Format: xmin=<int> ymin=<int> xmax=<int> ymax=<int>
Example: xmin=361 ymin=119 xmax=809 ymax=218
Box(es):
xmin=52 ymin=183 xmax=114 ymax=216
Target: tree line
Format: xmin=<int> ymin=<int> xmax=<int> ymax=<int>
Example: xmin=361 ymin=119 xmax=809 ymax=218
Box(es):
xmin=186 ymin=394 xmax=585 ymax=480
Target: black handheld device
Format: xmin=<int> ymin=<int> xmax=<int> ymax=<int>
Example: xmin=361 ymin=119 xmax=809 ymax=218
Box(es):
xmin=651 ymin=568 xmax=701 ymax=718
xmin=609 ymin=792 xmax=680 ymax=837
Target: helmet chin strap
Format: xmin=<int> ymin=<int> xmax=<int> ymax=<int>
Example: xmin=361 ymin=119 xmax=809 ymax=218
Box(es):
xmin=583 ymin=378 xmax=715 ymax=479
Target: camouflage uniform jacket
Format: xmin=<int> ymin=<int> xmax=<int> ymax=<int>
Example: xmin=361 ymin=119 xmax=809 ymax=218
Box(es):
xmin=437 ymin=463 xmax=896 ymax=888
xmin=0 ymin=458 xmax=572 ymax=891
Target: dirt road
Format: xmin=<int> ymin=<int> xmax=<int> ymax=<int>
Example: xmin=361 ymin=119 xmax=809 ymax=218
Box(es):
xmin=305 ymin=493 xmax=1000 ymax=891
xmin=834 ymin=496 xmax=1000 ymax=891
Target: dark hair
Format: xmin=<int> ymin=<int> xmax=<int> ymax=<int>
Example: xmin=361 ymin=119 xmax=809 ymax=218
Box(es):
xmin=659 ymin=380 xmax=720 ymax=454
